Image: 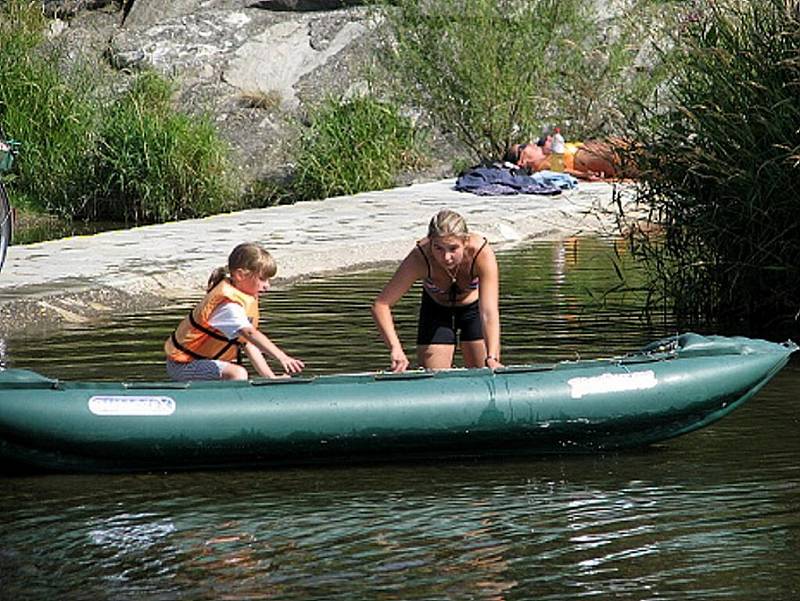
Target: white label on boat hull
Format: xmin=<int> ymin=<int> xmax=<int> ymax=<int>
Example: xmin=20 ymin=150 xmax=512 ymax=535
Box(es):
xmin=88 ymin=395 xmax=176 ymax=416
xmin=568 ymin=370 xmax=657 ymax=399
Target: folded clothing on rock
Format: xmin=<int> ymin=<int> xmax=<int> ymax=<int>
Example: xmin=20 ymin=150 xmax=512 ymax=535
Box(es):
xmin=454 ymin=164 xmax=577 ymax=196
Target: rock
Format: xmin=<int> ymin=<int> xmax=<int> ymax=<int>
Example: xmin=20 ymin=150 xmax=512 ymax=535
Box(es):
xmin=121 ymin=0 xmax=245 ymax=29
xmin=43 ymin=0 xmax=117 ymax=20
xmin=107 ymin=47 xmax=146 ymax=70
xmin=223 ymin=13 xmax=368 ymax=109
xmin=40 ymin=0 xmax=447 ymax=187
xmin=247 ymin=0 xmax=365 ymax=11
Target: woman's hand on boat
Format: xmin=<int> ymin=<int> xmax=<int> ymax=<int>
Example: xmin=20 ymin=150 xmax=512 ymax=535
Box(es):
xmin=485 ymin=356 xmax=503 ymax=369
xmin=390 ymin=348 xmax=410 ymax=372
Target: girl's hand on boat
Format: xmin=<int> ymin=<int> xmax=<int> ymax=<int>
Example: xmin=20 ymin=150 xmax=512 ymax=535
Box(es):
xmin=390 ymin=349 xmax=409 ymax=372
xmin=279 ymin=354 xmax=305 ymax=374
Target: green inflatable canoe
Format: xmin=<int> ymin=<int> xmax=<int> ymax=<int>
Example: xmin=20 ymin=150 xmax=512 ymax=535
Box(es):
xmin=0 ymin=333 xmax=795 ymax=473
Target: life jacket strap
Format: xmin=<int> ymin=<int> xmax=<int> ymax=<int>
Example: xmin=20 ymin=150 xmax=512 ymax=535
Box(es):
xmin=171 ymin=309 xmax=238 ymax=361
xmin=188 ymin=309 xmax=229 ymax=342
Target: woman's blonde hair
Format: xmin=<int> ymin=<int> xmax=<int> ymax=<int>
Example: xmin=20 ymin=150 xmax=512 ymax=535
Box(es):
xmin=427 ymin=209 xmax=468 ymax=239
xmin=207 ymin=242 xmax=277 ymax=290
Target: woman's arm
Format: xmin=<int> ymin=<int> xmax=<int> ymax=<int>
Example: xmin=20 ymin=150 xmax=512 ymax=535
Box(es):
xmin=239 ymin=325 xmax=305 ymax=375
xmin=475 ymin=242 xmax=503 ymax=368
xmin=371 ymin=250 xmax=424 ymax=372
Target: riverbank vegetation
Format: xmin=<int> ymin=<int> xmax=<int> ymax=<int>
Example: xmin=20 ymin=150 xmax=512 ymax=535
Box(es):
xmin=2 ymin=0 xmax=798 ymax=334
xmin=0 ymin=1 xmax=98 ymax=221
xmin=379 ymin=0 xmax=672 ymax=161
xmin=92 ymin=72 xmax=234 ymax=224
xmin=291 ymin=95 xmax=424 ymax=201
xmin=0 ymin=0 xmax=235 ymax=233
xmin=622 ymin=0 xmax=800 ymax=333
xmin=250 ymin=94 xmax=424 ymax=205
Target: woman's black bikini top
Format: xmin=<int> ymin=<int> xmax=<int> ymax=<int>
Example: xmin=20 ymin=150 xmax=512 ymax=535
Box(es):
xmin=416 ymin=237 xmax=488 ymax=303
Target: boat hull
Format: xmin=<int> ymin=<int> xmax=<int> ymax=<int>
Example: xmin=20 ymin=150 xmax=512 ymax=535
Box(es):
xmin=0 ymin=334 xmax=795 ymax=473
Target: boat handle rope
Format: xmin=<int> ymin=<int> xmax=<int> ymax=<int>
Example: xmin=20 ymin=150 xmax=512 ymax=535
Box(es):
xmin=123 ymin=382 xmax=190 ymax=390
xmin=374 ymin=370 xmax=435 ymax=381
xmin=250 ymin=376 xmax=318 ymax=386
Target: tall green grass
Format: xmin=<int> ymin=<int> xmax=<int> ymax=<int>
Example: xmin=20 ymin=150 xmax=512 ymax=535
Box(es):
xmin=624 ymin=0 xmax=800 ymax=332
xmin=290 ymin=95 xmax=423 ymax=201
xmin=92 ymin=72 xmax=235 ymax=223
xmin=0 ymin=0 xmax=99 ymax=215
xmin=0 ymin=0 xmax=235 ymax=231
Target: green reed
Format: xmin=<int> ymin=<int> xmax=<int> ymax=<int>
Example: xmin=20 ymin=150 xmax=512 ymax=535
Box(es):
xmin=0 ymin=0 xmax=99 ymax=216
xmin=0 ymin=0 xmax=235 ymax=231
xmin=290 ymin=95 xmax=424 ymax=201
xmin=91 ymin=72 xmax=235 ymax=224
xmin=624 ymin=0 xmax=800 ymax=332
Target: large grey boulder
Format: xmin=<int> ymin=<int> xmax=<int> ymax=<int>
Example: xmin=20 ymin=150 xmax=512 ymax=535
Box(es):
xmin=50 ymin=0 xmax=384 ymax=182
xmin=121 ymin=0 xmax=249 ymax=29
xmin=37 ymin=0 xmax=642 ymax=189
xmin=238 ymin=1 xmax=366 ymax=12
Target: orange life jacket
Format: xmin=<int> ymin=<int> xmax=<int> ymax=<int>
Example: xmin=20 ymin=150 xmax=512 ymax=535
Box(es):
xmin=164 ymin=279 xmax=259 ymax=363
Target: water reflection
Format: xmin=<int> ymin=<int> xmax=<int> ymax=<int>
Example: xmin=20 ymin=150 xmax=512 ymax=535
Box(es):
xmin=87 ymin=513 xmax=176 ymax=551
xmin=552 ymin=236 xmax=582 ymax=329
xmin=1 ymin=419 xmax=799 ymax=599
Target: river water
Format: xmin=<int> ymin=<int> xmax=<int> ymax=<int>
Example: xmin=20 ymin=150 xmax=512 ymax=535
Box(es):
xmin=1 ymin=238 xmax=798 ymax=600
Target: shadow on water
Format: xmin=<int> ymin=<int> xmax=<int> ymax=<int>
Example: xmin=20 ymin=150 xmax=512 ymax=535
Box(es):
xmin=1 ymin=237 xmax=799 ymax=600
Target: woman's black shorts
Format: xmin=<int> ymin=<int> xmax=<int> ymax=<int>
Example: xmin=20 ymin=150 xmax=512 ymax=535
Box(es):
xmin=416 ymin=291 xmax=483 ymax=345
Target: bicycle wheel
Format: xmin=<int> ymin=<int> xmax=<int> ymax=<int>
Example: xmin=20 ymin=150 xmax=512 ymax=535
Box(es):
xmin=0 ymin=179 xmax=10 ymax=273
xmin=0 ymin=123 xmax=12 ymax=273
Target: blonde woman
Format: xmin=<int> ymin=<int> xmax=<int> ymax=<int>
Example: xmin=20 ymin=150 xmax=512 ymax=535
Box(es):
xmin=372 ymin=209 xmax=502 ymax=372
xmin=165 ymin=242 xmax=304 ymax=381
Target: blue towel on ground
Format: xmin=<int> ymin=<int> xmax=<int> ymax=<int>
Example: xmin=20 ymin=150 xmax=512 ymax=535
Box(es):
xmin=534 ymin=170 xmax=579 ymax=190
xmin=455 ymin=165 xmax=571 ymax=196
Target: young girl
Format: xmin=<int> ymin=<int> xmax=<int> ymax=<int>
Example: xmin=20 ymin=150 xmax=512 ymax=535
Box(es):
xmin=372 ymin=209 xmax=502 ymax=372
xmin=164 ymin=242 xmax=304 ymax=381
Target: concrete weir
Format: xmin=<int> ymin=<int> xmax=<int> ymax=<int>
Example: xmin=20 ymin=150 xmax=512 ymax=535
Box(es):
xmin=0 ymin=179 xmax=629 ymax=333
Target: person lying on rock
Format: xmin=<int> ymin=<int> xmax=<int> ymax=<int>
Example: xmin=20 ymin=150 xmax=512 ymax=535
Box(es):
xmin=505 ymin=136 xmax=635 ymax=181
